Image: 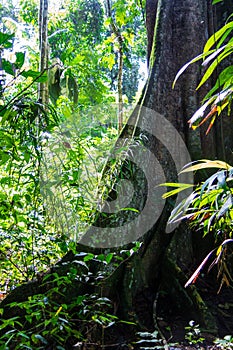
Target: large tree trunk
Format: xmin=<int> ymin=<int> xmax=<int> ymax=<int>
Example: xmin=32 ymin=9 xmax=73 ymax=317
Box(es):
xmin=117 ymin=0 xmax=215 ymax=331
xmin=2 ymin=0 xmax=233 ymax=345
xmin=106 ymin=0 xmax=233 ymax=336
xmin=117 ymin=0 xmax=233 ymax=336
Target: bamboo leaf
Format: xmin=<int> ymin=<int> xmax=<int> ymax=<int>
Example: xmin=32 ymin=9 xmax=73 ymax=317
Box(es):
xmin=172 ymin=51 xmax=215 ymax=88
xmin=200 ymin=172 xmax=221 ymax=199
xmin=120 ymin=207 xmax=139 ymax=212
xmin=203 ymin=66 xmax=233 ymax=101
xmin=180 ymin=160 xmax=231 ymax=173
xmin=214 ymin=88 xmax=232 ymax=105
xmin=169 ymin=192 xmax=199 ymax=223
xmin=188 ymin=98 xmax=215 ymax=126
xmin=197 ymin=46 xmax=233 ymax=89
xmin=204 ymin=21 xmax=233 ymax=53
xmin=185 ymin=248 xmax=216 ymax=287
xmin=217 ymin=29 xmax=233 ymax=48
xmin=161 ymin=183 xmax=193 ymax=199
xmin=202 ymin=45 xmax=227 ymax=67
xmin=33 ymin=334 xmax=48 ymax=345
xmin=217 ymin=195 xmax=233 ymax=218
xmin=216 ymin=245 xmax=222 ymax=256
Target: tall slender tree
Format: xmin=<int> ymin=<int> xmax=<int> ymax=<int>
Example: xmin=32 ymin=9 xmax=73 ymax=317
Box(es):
xmin=38 ymin=0 xmax=49 ymax=105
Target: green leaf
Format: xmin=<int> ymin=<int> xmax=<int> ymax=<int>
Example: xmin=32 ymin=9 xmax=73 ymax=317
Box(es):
xmin=217 ymin=195 xmax=233 ymax=218
xmin=119 ymin=207 xmax=139 ymax=212
xmin=120 ymin=320 xmax=136 ymax=325
xmin=2 ymin=59 xmax=14 ymax=75
xmin=201 ymin=45 xmax=227 ymax=67
xmin=104 ymin=17 xmax=112 ymax=26
xmin=197 ymin=45 xmax=233 ymax=89
xmin=102 ymin=53 xmax=115 ymax=70
xmin=172 ymin=50 xmax=215 ymax=88
xmin=217 ymin=29 xmax=233 ymax=49
xmin=212 ymin=0 xmax=223 ymax=4
xmin=160 ymin=183 xmax=193 ymax=199
xmin=203 ymin=66 xmax=233 ymax=101
xmin=15 ymin=52 xmax=25 ymax=69
xmin=21 ymin=70 xmax=47 ymax=82
xmin=33 ymin=334 xmax=48 ymax=345
xmin=70 ymin=54 xmax=85 ymax=65
xmin=204 ymin=21 xmax=233 ymax=53
xmin=116 ymin=10 xmax=126 ymax=26
xmin=180 ymin=160 xmax=231 ymax=173
xmin=18 ymin=332 xmax=30 ymax=339
xmin=200 ymin=171 xmax=221 ymax=199
xmin=105 ymin=253 xmax=114 ymax=264
xmin=0 ymin=32 xmax=14 ymax=48
xmin=83 ymin=253 xmax=95 ymax=262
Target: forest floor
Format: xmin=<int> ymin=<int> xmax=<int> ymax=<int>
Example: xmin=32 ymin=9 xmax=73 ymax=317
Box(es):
xmin=156 ymin=280 xmax=233 ymax=350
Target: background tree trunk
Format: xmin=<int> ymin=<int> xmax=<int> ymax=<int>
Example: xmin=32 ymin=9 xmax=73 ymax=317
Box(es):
xmin=38 ymin=0 xmax=49 ymax=105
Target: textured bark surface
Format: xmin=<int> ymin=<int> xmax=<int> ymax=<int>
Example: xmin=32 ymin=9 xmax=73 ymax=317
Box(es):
xmin=116 ymin=0 xmax=233 ymax=334
xmin=146 ymin=0 xmax=158 ymax=65
xmin=38 ymin=0 xmax=49 ymax=104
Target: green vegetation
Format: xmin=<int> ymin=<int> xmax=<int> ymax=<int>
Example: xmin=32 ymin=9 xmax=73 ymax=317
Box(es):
xmin=0 ymin=0 xmax=146 ymax=289
xmin=0 ymin=0 xmax=146 ymax=347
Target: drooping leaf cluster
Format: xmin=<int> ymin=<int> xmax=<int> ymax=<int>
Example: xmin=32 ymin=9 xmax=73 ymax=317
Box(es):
xmin=173 ymin=19 xmax=233 ymax=134
xmin=165 ymin=3 xmax=233 ymax=289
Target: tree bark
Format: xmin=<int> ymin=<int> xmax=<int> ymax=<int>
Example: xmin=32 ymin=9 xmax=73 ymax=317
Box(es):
xmin=38 ymin=0 xmax=49 ymax=105
xmin=106 ymin=0 xmax=124 ymax=132
xmin=110 ymin=0 xmax=233 ymax=334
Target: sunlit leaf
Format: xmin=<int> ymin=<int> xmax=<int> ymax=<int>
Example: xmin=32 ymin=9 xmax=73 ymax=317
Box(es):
xmin=180 ymin=160 xmax=231 ymax=173
xmin=202 ymin=45 xmax=227 ymax=67
xmin=204 ymin=65 xmax=233 ymax=101
xmin=197 ymin=46 xmax=233 ymax=89
xmin=212 ymin=0 xmax=223 ymax=4
xmin=188 ymin=98 xmax=215 ymax=126
xmin=200 ymin=172 xmax=220 ymax=199
xmin=217 ymin=195 xmax=233 ymax=218
xmin=120 ymin=207 xmax=139 ymax=212
xmin=172 ymin=50 xmax=215 ymax=88
xmin=161 ymin=183 xmax=193 ymax=199
xmin=185 ymin=248 xmax=216 ymax=287
xmin=214 ymin=88 xmax=232 ymax=105
xmin=204 ymin=21 xmax=233 ymax=53
xmin=168 ymin=192 xmax=199 ymax=223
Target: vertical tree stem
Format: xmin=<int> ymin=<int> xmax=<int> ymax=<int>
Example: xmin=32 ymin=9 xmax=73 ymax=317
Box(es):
xmin=106 ymin=0 xmax=124 ymax=132
xmin=38 ymin=0 xmax=49 ymax=105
